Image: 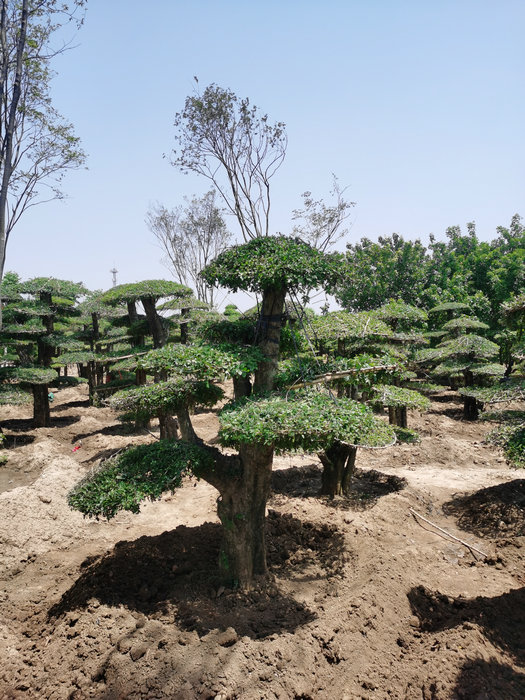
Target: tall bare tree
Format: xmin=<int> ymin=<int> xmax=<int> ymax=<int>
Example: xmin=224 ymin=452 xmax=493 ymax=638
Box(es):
xmin=146 ymin=190 xmax=231 ymax=308
xmin=292 ymin=175 xmax=354 ymax=251
xmin=172 ymin=82 xmax=287 ymax=241
xmin=0 ymin=0 xmax=86 ymax=325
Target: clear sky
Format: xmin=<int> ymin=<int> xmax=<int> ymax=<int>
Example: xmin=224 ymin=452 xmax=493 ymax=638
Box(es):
xmin=5 ymin=0 xmax=524 ymax=310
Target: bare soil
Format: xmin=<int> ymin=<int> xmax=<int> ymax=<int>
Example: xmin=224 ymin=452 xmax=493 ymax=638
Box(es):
xmin=0 ymin=384 xmax=524 ymax=699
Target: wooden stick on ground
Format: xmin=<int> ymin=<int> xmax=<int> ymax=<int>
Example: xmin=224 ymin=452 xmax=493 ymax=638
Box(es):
xmin=409 ymin=507 xmax=488 ymax=559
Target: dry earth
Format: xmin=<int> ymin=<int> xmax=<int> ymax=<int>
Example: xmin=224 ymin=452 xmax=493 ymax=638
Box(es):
xmin=0 ymin=383 xmax=524 ymax=699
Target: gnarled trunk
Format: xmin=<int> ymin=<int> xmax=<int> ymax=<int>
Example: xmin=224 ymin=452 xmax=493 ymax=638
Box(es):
xmin=158 ymin=413 xmax=178 ymax=440
xmin=254 ymin=287 xmax=286 ymax=393
xmin=319 ymin=442 xmax=357 ymax=497
xmin=176 ymin=404 xmax=199 ymax=443
xmin=216 ymin=443 xmax=274 ymax=588
xmin=388 ymin=406 xmax=407 ymax=428
xmin=142 ymin=296 xmax=167 ymax=348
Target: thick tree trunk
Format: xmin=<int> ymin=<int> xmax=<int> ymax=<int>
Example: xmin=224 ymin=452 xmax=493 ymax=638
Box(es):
xmin=135 ymin=368 xmax=147 ymax=385
xmin=180 ymin=308 xmax=190 ymax=345
xmin=319 ymin=443 xmax=357 ymax=497
xmin=127 ymin=301 xmax=138 ymax=324
xmin=233 ymin=375 xmax=252 ymax=400
xmin=176 ymin=405 xmax=199 ymax=443
xmin=158 ymin=413 xmax=179 ymax=440
xmin=463 ymin=396 xmax=479 ymax=420
xmin=253 ymin=287 xmax=286 ymax=393
xmin=216 ymin=443 xmax=274 ymax=588
xmin=32 ymin=384 xmax=50 ymax=428
xmin=462 ymin=369 xmax=478 ymax=420
xmin=142 ymin=296 xmax=167 ymax=348
xmin=388 ymin=406 xmax=407 ymax=427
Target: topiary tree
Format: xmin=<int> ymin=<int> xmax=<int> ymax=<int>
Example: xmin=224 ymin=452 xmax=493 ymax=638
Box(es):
xmin=69 ymin=237 xmax=395 ymax=588
xmin=370 ymin=384 xmax=431 ymax=428
xmin=0 ymin=366 xmax=57 ymax=426
xmin=418 ymin=333 xmax=501 ymax=419
xmin=101 ymin=280 xmax=193 ymax=348
xmin=0 ymin=276 xmax=87 ymax=426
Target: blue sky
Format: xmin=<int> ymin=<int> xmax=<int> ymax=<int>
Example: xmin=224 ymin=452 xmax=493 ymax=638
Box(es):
xmin=6 ymin=0 xmax=524 ymax=309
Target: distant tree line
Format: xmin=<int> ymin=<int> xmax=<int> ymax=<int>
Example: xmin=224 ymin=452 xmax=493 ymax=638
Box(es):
xmin=333 ymin=215 xmax=524 ymax=328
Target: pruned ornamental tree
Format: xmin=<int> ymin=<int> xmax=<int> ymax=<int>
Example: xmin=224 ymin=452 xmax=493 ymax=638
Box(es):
xmin=69 ymin=236 xmax=400 ymax=588
xmin=376 ymin=300 xmax=428 ymax=334
xmin=100 ymin=280 xmax=193 ymax=349
xmin=0 ymin=366 xmax=56 ymax=426
xmin=0 ymin=1 xmax=86 ymax=323
xmin=172 ymin=83 xmax=287 ymax=241
xmin=417 ymin=318 xmax=501 ymax=419
xmin=370 ymin=385 xmax=431 ymax=429
xmin=110 ymin=343 xmax=262 ymax=440
xmin=0 ymin=276 xmax=86 ymax=426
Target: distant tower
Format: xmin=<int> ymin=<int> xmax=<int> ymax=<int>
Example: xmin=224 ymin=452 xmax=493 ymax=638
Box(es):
xmin=110 ymin=267 xmax=118 ymax=287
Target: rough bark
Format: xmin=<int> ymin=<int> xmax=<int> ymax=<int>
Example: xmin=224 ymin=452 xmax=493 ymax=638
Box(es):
xmin=135 ymin=368 xmax=147 ymax=386
xmin=158 ymin=413 xmax=179 ymax=440
xmin=253 ymin=287 xmax=286 ymax=393
xmin=319 ymin=442 xmax=357 ymax=497
xmin=462 ymin=368 xmax=478 ymax=420
xmin=463 ymin=396 xmax=479 ymax=420
xmin=32 ymin=384 xmax=50 ymax=427
xmin=176 ymin=405 xmax=199 ymax=443
xmin=388 ymin=406 xmax=408 ymax=428
xmin=216 ymin=443 xmax=274 ymax=587
xmin=142 ymin=296 xmax=167 ymax=348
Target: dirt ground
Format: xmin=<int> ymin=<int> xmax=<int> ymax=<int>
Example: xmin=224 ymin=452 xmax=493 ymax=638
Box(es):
xmin=0 ymin=383 xmax=524 ymax=699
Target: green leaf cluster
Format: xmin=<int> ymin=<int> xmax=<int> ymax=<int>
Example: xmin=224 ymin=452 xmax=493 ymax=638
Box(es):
xmin=201 ymin=236 xmax=342 ymax=294
xmin=68 ymin=441 xmax=214 ymax=519
xmin=371 ymin=385 xmax=431 ymax=411
xmin=100 ymin=280 xmax=193 ymax=305
xmin=109 ymin=378 xmax=224 ymax=418
xmin=219 ymin=390 xmax=395 ymax=453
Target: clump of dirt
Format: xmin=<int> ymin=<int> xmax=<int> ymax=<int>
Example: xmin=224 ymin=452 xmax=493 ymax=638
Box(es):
xmin=0 ymin=383 xmax=524 ymax=699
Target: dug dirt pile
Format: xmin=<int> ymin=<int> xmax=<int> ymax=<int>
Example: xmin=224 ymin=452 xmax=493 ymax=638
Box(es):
xmin=0 ymin=384 xmax=523 ymax=699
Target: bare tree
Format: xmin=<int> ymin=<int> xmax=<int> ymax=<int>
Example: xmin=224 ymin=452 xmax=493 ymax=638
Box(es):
xmin=292 ymin=175 xmax=354 ymax=251
xmin=0 ymin=0 xmax=86 ymax=325
xmin=172 ymin=82 xmax=287 ymax=241
xmin=146 ymin=190 xmax=231 ymax=308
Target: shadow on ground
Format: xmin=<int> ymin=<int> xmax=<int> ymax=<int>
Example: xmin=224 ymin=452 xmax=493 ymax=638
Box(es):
xmin=1 ymin=433 xmax=35 ymax=448
xmin=443 ymin=480 xmax=525 ymax=538
xmin=48 ymin=512 xmax=347 ymax=639
xmin=453 ymin=658 xmax=525 ymax=700
xmin=408 ymin=584 xmax=525 ymax=665
xmin=1 ymin=415 xmax=80 ymax=431
xmin=72 ymin=423 xmax=138 ymax=442
xmin=52 ymin=399 xmax=90 ymax=412
xmin=271 ymin=463 xmax=406 ymax=509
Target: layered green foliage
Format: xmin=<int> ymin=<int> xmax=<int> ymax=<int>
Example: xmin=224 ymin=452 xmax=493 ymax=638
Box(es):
xmin=459 ymin=378 xmax=525 ymax=405
xmin=68 ymin=441 xmax=214 ymax=519
xmin=137 ymin=342 xmax=263 ymax=380
xmin=0 ymin=384 xmax=31 ymax=405
xmin=219 ymin=390 xmax=395 ymax=453
xmin=109 ymin=378 xmax=224 ymax=419
xmin=100 ymin=280 xmax=192 ymax=305
xmin=1 ymin=366 xmax=57 ymax=385
xmin=371 ymin=385 xmax=431 ymax=412
xmin=201 ymin=236 xmax=342 ymax=294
